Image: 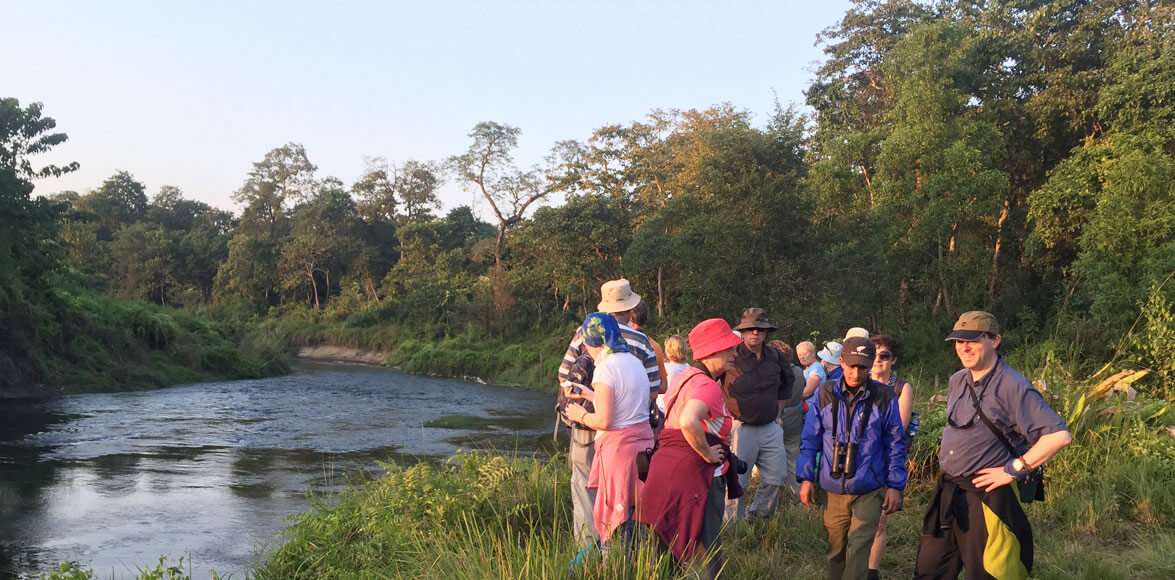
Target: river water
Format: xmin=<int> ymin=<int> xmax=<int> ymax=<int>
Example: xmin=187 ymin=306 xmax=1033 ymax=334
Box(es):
xmin=0 ymin=362 xmax=556 ymax=579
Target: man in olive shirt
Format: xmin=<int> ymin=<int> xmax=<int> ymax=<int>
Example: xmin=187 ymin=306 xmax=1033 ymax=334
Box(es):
xmin=915 ymin=311 xmax=1072 ymax=580
xmin=723 ymin=308 xmax=794 ymax=520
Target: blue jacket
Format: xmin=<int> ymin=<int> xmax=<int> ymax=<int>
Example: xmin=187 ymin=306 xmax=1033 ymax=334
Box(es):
xmin=796 ymin=378 xmax=908 ymax=494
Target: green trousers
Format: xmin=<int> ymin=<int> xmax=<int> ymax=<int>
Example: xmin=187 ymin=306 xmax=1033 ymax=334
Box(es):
xmin=823 ymin=488 xmax=884 ymax=580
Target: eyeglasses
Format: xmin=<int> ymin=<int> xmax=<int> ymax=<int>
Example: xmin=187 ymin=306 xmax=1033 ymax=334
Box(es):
xmin=744 ymin=328 xmax=768 ymax=334
xmin=877 ymin=352 xmax=894 ymax=362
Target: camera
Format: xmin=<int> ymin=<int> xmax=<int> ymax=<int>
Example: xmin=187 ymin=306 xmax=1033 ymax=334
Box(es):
xmin=734 ymin=457 xmax=748 ymax=475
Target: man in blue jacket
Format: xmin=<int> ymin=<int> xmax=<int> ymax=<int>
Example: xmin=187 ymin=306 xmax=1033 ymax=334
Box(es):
xmin=797 ymin=336 xmax=908 ymax=580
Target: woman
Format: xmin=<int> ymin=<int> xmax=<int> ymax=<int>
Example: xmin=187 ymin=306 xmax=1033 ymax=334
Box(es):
xmin=866 ymin=334 xmax=917 ymax=580
xmin=637 ymin=318 xmax=743 ymax=578
xmin=564 ymin=313 xmax=653 ymax=549
xmin=657 ymin=335 xmax=691 ymax=413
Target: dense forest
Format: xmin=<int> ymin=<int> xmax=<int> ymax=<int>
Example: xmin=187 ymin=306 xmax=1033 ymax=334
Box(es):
xmin=2 ymin=0 xmax=1172 ymax=396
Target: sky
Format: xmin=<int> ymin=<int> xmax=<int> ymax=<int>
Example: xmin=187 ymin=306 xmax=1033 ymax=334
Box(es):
xmin=4 ymin=0 xmax=853 ymax=214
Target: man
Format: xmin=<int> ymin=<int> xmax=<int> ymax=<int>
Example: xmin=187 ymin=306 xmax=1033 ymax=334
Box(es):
xmin=557 ymin=278 xmax=662 ymax=548
xmin=797 ymin=336 xmax=907 ymax=580
xmin=770 ymin=340 xmax=807 ymax=500
xmin=914 ymin=312 xmax=1072 ymax=580
xmin=722 ymin=308 xmax=794 ymax=520
xmin=629 ymin=301 xmax=668 ymax=398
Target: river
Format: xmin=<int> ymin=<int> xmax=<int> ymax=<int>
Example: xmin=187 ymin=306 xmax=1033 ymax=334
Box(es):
xmin=0 ymin=362 xmax=556 ymax=579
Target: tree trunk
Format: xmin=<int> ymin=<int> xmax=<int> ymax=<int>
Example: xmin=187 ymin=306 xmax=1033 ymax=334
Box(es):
xmin=307 ymin=264 xmax=320 ymax=309
xmin=861 ymin=165 xmax=877 ymax=208
xmin=494 ymin=225 xmax=506 ymax=269
xmin=656 ymin=266 xmax=664 ymax=318
xmin=365 ymin=274 xmax=381 ymax=304
xmin=987 ymin=197 xmax=1010 ymax=306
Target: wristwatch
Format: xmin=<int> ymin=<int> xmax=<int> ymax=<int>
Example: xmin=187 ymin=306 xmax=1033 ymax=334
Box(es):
xmin=1004 ymin=456 xmax=1030 ymax=480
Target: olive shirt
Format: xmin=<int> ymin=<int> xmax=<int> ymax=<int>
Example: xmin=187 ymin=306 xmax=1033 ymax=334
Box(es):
xmin=939 ymin=358 xmax=1068 ymax=477
xmin=722 ymin=344 xmax=794 ymax=426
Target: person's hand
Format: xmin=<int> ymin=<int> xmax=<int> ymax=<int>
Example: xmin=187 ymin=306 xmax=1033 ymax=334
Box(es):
xmin=703 ymin=444 xmax=725 ymax=464
xmin=561 ymin=384 xmax=593 ymax=401
xmin=972 ymin=466 xmax=1016 ymax=492
xmin=883 ymin=488 xmax=903 ymax=514
xmin=799 ymin=481 xmax=814 ymax=508
xmin=564 ymin=402 xmax=587 ymax=423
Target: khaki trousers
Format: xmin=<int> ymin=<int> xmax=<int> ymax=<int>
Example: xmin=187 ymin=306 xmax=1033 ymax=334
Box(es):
xmin=823 ymin=488 xmax=884 ymax=580
xmin=569 ymin=427 xmax=598 ymax=546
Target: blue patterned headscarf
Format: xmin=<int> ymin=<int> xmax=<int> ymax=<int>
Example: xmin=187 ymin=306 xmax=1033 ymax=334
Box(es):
xmin=581 ymin=312 xmax=630 ymax=354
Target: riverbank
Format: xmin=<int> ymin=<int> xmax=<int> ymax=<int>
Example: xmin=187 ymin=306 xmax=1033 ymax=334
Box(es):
xmin=250 ymin=313 xmax=570 ymax=390
xmin=1 ymin=289 xmax=288 ymax=397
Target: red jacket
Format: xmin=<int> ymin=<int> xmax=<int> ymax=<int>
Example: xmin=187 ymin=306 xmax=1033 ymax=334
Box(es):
xmin=637 ymin=428 xmax=743 ymax=561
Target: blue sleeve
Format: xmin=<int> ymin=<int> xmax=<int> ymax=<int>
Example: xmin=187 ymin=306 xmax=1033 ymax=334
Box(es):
xmin=882 ymin=397 xmax=909 ymax=491
xmin=796 ymin=395 xmax=823 ymax=483
xmin=1004 ymin=378 xmax=1068 ymax=444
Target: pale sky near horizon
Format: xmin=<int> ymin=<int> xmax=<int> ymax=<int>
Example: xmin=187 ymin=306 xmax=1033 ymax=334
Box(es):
xmin=5 ymin=0 xmax=853 ymax=215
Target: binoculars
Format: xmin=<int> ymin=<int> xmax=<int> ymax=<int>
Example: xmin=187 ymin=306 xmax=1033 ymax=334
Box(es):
xmin=830 ymin=441 xmax=858 ymax=479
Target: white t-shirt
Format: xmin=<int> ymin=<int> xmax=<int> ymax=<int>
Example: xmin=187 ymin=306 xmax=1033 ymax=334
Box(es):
xmin=593 ymin=351 xmax=652 ymax=429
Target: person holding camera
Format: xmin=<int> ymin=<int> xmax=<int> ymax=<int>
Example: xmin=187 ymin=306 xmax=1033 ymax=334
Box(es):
xmin=557 ymin=279 xmax=662 ymax=549
xmin=563 ymin=313 xmax=653 ymax=551
xmin=914 ymin=312 xmax=1072 ymax=580
xmin=796 ymin=336 xmax=908 ymax=580
xmin=638 ymin=318 xmax=744 ymax=579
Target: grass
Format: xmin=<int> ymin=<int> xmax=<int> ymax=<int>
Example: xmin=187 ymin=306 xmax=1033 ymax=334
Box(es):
xmin=246 ymin=416 xmax=1173 ymax=579
xmin=14 ymin=288 xmax=287 ymax=394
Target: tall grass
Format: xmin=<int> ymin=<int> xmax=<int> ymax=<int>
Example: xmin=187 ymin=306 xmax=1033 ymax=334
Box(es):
xmin=30 ymin=289 xmax=286 ymax=393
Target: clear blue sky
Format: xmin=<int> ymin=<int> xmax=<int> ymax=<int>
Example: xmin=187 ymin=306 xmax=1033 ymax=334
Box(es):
xmin=5 ymin=0 xmax=852 ymax=213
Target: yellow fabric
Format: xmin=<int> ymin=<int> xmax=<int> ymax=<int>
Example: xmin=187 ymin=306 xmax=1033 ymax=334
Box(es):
xmin=981 ymin=496 xmax=1029 ymax=580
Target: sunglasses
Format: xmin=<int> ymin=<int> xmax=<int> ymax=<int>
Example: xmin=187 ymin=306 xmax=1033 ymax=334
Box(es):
xmin=744 ymin=328 xmax=769 ymax=334
xmin=877 ymin=352 xmax=894 ymax=361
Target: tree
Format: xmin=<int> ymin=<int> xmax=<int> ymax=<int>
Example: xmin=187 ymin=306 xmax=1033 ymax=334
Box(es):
xmin=0 ymin=98 xmax=77 ymax=386
xmin=78 ymin=170 xmax=148 ymax=239
xmin=353 ymin=157 xmax=397 ymax=223
xmin=110 ymin=223 xmax=174 ymax=304
xmin=396 ymin=160 xmax=442 ymax=223
xmin=450 ymin=122 xmax=559 ymax=269
xmin=279 ymin=178 xmax=362 ymax=308
xmin=215 ymin=143 xmax=317 ymax=308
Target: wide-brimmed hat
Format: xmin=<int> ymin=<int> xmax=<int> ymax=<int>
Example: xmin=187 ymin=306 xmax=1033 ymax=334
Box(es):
xmin=945 ymin=311 xmax=1001 ymax=341
xmin=734 ymin=307 xmax=778 ymax=332
xmin=817 ymin=341 xmax=843 ymax=365
xmin=597 ymin=278 xmax=642 ymax=314
xmin=841 ymin=336 xmax=876 ymax=367
xmin=689 ymin=318 xmax=743 ymax=360
xmin=844 ymin=327 xmax=870 ymax=340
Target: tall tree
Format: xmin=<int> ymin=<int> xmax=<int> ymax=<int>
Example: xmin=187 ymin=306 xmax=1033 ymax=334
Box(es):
xmin=78 ymin=170 xmax=148 ymax=239
xmin=0 ymin=98 xmax=77 ymax=386
xmin=215 ymin=143 xmax=317 ymax=308
xmin=450 ymin=122 xmax=559 ymax=269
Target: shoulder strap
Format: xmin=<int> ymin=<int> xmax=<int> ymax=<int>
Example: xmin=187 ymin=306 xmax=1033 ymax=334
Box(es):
xmin=664 ymin=368 xmax=708 ymax=419
xmin=965 ymin=382 xmax=1020 ymax=456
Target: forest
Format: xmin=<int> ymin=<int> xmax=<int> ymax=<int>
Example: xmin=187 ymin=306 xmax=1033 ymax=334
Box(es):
xmin=2 ymin=0 xmax=1172 ymax=396
xmin=7 ymin=0 xmax=1174 ymax=578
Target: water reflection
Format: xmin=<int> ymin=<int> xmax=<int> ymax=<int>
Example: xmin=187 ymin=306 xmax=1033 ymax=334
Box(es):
xmin=0 ymin=362 xmax=554 ymax=579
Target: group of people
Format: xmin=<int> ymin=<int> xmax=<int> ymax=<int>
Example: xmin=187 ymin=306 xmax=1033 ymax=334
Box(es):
xmin=556 ymin=278 xmax=1072 ymax=579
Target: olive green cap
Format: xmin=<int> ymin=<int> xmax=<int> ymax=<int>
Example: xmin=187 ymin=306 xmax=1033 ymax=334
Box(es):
xmin=945 ymin=311 xmax=1001 ymax=341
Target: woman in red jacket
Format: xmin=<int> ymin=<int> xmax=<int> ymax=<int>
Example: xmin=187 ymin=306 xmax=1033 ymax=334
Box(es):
xmin=638 ymin=318 xmax=743 ymax=578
